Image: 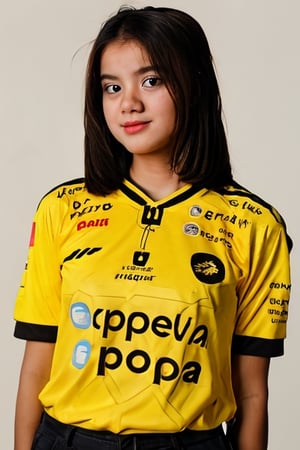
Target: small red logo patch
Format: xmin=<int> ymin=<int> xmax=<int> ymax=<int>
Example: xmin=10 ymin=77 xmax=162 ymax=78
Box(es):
xmin=29 ymin=222 xmax=36 ymax=247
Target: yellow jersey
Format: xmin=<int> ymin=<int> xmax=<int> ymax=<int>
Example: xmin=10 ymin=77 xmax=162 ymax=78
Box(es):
xmin=14 ymin=179 xmax=291 ymax=433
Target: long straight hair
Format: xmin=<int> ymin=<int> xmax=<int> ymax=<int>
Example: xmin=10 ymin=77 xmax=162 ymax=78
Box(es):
xmin=84 ymin=6 xmax=233 ymax=195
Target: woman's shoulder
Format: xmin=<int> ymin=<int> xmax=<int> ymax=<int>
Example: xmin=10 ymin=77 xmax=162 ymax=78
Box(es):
xmin=40 ymin=178 xmax=86 ymax=202
xmin=213 ymin=183 xmax=285 ymax=225
xmin=209 ymin=183 xmax=292 ymax=250
xmin=31 ymin=178 xmax=86 ymax=219
xmin=34 ymin=178 xmax=85 ymax=209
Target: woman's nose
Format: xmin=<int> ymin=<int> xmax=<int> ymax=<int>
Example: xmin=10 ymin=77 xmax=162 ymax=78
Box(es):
xmin=121 ymin=88 xmax=144 ymax=113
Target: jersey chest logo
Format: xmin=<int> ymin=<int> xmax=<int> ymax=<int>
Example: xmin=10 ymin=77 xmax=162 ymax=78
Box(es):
xmin=191 ymin=253 xmax=225 ymax=284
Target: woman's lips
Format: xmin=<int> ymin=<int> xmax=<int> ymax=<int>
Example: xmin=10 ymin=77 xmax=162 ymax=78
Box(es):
xmin=122 ymin=121 xmax=150 ymax=134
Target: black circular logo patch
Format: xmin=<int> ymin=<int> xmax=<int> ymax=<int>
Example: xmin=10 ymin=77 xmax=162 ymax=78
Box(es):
xmin=191 ymin=253 xmax=225 ymax=284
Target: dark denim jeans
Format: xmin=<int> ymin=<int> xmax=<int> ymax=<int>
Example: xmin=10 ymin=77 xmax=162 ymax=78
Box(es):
xmin=31 ymin=413 xmax=232 ymax=450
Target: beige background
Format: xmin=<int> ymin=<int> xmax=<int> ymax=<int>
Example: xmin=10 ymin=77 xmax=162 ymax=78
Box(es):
xmin=1 ymin=1 xmax=299 ymax=448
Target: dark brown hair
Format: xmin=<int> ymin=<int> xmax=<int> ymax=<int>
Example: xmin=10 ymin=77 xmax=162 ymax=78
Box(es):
xmin=84 ymin=6 xmax=233 ymax=195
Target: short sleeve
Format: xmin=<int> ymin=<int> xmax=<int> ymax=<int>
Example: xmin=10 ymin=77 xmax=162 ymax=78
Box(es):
xmin=14 ymin=193 xmax=66 ymax=341
xmin=233 ymin=220 xmax=291 ymax=357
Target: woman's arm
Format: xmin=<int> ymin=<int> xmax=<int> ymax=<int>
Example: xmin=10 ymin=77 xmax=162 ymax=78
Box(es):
xmin=230 ymin=354 xmax=270 ymax=450
xmin=14 ymin=341 xmax=55 ymax=450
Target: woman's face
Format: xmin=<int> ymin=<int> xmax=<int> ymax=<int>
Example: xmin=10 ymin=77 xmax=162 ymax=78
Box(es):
xmin=100 ymin=39 xmax=176 ymax=160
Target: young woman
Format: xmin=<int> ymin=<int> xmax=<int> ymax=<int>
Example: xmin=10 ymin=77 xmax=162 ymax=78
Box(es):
xmin=14 ymin=6 xmax=292 ymax=450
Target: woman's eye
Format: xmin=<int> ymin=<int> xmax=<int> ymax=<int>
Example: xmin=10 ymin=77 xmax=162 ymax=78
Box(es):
xmin=143 ymin=77 xmax=161 ymax=87
xmin=104 ymin=84 xmax=121 ymax=94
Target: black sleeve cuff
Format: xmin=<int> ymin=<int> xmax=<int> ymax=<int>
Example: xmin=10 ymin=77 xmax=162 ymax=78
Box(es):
xmin=232 ymin=335 xmax=284 ymax=357
xmin=14 ymin=321 xmax=58 ymax=342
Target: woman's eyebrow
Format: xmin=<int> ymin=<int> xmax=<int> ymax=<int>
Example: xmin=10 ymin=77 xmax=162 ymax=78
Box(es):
xmin=100 ymin=65 xmax=158 ymax=81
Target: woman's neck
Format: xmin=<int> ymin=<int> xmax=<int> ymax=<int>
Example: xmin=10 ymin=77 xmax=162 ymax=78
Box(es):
xmin=129 ymin=156 xmax=186 ymax=201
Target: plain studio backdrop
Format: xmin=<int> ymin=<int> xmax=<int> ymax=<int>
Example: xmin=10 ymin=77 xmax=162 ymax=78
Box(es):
xmin=1 ymin=1 xmax=298 ymax=448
